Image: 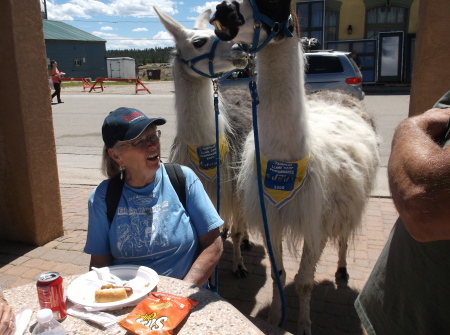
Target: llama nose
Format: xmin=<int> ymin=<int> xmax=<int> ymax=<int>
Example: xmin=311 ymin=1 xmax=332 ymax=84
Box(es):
xmin=210 ymin=1 xmax=245 ymax=28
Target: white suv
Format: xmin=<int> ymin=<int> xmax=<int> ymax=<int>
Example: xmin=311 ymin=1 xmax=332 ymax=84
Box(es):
xmin=304 ymin=50 xmax=365 ymax=100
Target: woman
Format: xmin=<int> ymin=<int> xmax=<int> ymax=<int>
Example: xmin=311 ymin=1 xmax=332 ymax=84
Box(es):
xmin=49 ymin=60 xmax=65 ymax=103
xmin=84 ymin=107 xmax=223 ymax=287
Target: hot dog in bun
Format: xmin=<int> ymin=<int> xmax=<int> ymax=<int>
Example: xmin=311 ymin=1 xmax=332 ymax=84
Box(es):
xmin=95 ymin=284 xmax=133 ymax=303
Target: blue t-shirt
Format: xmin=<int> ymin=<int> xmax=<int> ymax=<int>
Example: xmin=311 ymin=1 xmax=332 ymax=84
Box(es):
xmin=84 ymin=164 xmax=223 ymax=280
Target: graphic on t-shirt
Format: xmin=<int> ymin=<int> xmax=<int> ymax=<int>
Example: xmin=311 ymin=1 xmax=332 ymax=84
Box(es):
xmin=131 ymin=194 xmax=156 ymax=206
xmin=116 ymin=195 xmax=172 ymax=259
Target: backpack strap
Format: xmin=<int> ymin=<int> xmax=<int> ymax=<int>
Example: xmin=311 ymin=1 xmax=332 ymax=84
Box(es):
xmin=105 ymin=173 xmax=124 ymax=224
xmin=164 ymin=163 xmax=186 ymax=210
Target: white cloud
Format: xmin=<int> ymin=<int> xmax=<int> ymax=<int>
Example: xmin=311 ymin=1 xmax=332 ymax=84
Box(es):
xmin=92 ymin=31 xmax=119 ymax=37
xmin=46 ymin=0 xmax=178 ymax=20
xmin=132 ymin=28 xmax=148 ymax=32
xmin=105 ymin=38 xmax=174 ymax=50
xmin=100 ymin=26 xmax=114 ymax=30
xmin=153 ymin=31 xmax=174 ymax=42
xmin=190 ymin=1 xmax=220 ymax=14
xmin=89 ymin=30 xmax=175 ymax=50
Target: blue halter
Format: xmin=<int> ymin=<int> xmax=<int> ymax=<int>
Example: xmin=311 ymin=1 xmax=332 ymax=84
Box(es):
xmin=178 ymin=37 xmax=222 ymax=78
xmin=242 ymin=0 xmax=294 ymax=53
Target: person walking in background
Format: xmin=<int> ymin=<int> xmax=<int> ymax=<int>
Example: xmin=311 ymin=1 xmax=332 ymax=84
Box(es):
xmin=0 ymin=284 xmax=15 ymax=335
xmin=355 ymin=91 xmax=450 ymax=334
xmin=350 ymin=50 xmax=362 ymax=70
xmin=49 ymin=60 xmax=65 ymax=104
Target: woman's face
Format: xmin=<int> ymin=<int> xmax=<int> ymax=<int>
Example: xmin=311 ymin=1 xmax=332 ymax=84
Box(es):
xmin=110 ymin=125 xmax=161 ymax=180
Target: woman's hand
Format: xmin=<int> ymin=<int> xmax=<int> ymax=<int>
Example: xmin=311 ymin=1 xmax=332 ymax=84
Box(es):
xmin=183 ymin=228 xmax=223 ymax=287
xmin=0 ymin=299 xmax=15 ymax=335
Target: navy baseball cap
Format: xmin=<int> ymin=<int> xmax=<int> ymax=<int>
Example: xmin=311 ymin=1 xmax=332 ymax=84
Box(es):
xmin=102 ymin=107 xmax=166 ymax=148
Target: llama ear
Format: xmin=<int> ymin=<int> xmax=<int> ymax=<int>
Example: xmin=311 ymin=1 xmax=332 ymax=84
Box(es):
xmin=194 ymin=9 xmax=212 ymax=30
xmin=153 ymin=6 xmax=185 ymax=39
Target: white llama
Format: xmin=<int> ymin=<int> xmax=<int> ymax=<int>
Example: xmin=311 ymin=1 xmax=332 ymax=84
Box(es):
xmin=211 ymin=1 xmax=380 ymax=334
xmin=154 ymin=7 xmax=253 ymax=277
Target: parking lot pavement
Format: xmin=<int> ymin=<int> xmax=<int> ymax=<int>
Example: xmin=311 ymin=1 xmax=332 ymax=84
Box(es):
xmin=0 ymin=182 xmax=397 ymax=335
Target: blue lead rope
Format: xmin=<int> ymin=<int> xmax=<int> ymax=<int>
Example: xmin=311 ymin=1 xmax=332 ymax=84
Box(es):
xmin=212 ymin=79 xmax=221 ymax=295
xmin=248 ymin=70 xmax=286 ymax=327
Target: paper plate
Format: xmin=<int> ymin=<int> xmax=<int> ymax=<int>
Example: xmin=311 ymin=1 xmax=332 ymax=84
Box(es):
xmin=67 ymin=265 xmax=158 ymax=310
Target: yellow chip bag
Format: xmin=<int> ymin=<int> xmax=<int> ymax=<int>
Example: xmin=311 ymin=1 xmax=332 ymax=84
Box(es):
xmin=118 ymin=292 xmax=198 ymax=334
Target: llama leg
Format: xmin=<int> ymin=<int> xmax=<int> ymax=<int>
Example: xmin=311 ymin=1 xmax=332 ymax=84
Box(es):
xmin=220 ymin=220 xmax=230 ymax=240
xmin=230 ymin=210 xmax=248 ymax=278
xmin=240 ymin=229 xmax=253 ymax=251
xmin=267 ymin=242 xmax=286 ymax=325
xmin=335 ymin=235 xmax=349 ymax=281
xmin=295 ymin=239 xmax=326 ymax=335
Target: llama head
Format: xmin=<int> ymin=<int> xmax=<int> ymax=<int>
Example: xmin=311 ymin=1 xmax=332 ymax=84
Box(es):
xmin=154 ymin=6 xmax=248 ymax=77
xmin=210 ymin=0 xmax=295 ymax=47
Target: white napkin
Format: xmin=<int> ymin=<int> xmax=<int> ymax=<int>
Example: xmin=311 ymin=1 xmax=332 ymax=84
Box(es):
xmin=14 ymin=308 xmax=32 ymax=335
xmin=67 ymin=305 xmax=118 ymax=328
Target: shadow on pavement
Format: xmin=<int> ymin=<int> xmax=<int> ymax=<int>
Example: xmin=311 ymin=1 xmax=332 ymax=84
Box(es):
xmin=217 ymin=238 xmax=365 ymax=335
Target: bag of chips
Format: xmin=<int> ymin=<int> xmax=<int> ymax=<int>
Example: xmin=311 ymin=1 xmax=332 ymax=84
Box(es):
xmin=118 ymin=292 xmax=198 ymax=335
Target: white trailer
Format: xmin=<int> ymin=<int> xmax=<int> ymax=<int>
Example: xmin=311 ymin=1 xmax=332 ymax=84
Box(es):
xmin=106 ymin=57 xmax=136 ymax=78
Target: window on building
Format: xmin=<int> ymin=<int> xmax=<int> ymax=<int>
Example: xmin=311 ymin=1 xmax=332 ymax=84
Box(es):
xmin=296 ymin=1 xmax=340 ymax=44
xmin=325 ymin=9 xmax=339 ymax=42
xmin=366 ymin=5 xmax=408 ymax=39
xmin=74 ymin=58 xmax=82 ymax=67
xmin=297 ymin=1 xmax=324 ymax=42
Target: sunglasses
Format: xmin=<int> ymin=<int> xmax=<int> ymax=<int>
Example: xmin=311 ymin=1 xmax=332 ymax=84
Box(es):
xmin=122 ymin=130 xmax=161 ymax=148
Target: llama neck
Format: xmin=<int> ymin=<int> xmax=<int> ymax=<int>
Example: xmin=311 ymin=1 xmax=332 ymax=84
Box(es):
xmin=255 ymin=37 xmax=310 ymax=161
xmin=173 ymin=58 xmax=220 ymax=146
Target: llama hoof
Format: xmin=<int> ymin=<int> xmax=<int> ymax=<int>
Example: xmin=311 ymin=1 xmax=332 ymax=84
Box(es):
xmin=233 ymin=266 xmax=248 ymax=278
xmin=240 ymin=239 xmax=253 ymax=251
xmin=335 ymin=267 xmax=349 ymax=282
xmin=220 ymin=229 xmax=229 ymax=239
xmin=298 ymin=324 xmax=312 ymax=335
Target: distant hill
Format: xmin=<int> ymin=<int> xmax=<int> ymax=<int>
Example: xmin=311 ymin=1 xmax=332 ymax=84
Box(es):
xmin=107 ymin=47 xmax=174 ymax=66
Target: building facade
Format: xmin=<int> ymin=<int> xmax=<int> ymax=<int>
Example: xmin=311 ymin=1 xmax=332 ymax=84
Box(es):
xmin=293 ymin=0 xmax=419 ymax=83
xmin=44 ymin=20 xmax=107 ymax=79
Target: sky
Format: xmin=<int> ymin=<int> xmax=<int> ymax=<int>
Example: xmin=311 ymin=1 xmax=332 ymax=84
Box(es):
xmin=41 ymin=0 xmax=221 ymax=50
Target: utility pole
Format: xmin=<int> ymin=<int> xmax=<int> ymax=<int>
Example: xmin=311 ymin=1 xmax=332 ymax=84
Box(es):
xmin=42 ymin=0 xmax=48 ymax=19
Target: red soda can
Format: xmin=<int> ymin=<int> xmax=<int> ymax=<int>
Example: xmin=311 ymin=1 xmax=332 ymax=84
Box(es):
xmin=36 ymin=271 xmax=67 ymax=321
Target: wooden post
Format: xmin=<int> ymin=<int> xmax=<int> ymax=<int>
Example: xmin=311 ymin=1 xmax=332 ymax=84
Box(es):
xmin=0 ymin=0 xmax=63 ymax=244
xmin=409 ymin=0 xmax=450 ymax=116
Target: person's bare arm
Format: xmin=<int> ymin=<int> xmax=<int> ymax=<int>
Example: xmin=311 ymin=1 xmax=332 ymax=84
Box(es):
xmin=183 ymin=228 xmax=223 ymax=287
xmin=0 ymin=290 xmax=15 ymax=335
xmin=89 ymin=254 xmax=114 ymax=270
xmin=388 ymin=108 xmax=450 ymax=242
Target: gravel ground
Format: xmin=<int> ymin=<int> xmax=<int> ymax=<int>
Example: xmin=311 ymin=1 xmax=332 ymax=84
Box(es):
xmin=60 ymin=80 xmax=175 ymax=95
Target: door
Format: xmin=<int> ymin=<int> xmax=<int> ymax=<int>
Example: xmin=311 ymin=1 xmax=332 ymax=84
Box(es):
xmin=110 ymin=60 xmax=121 ymax=78
xmin=377 ymin=31 xmax=404 ymax=82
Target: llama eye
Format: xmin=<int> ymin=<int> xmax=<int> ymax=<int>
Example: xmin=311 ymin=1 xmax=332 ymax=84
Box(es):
xmin=193 ymin=39 xmax=207 ymax=48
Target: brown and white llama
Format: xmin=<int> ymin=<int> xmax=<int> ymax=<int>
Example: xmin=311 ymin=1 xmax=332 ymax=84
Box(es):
xmin=154 ymin=7 xmax=252 ymax=277
xmin=211 ymin=1 xmax=380 ymax=334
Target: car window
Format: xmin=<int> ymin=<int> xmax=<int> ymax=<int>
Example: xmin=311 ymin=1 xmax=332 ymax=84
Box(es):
xmin=305 ymin=55 xmax=344 ymax=74
xmin=347 ymin=56 xmax=361 ymax=74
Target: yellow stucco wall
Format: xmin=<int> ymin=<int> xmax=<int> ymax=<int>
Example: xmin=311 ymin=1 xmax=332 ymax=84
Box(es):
xmin=293 ymin=0 xmax=419 ymax=40
xmin=339 ymin=0 xmax=366 ymax=40
xmin=408 ymin=0 xmax=420 ymax=33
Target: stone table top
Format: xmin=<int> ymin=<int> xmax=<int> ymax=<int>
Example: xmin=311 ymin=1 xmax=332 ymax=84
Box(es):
xmin=5 ymin=274 xmax=290 ymax=335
